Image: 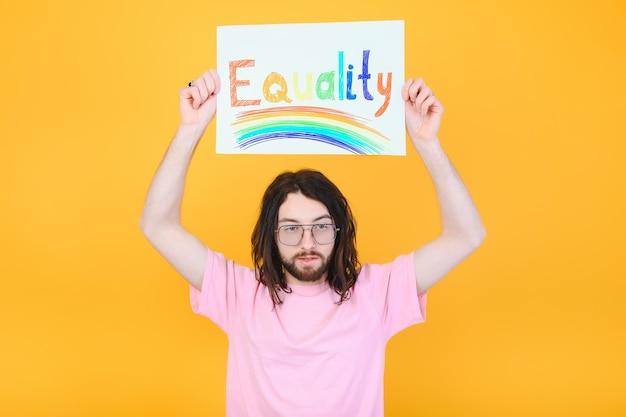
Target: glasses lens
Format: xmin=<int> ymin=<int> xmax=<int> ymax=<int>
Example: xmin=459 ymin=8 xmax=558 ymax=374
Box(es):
xmin=279 ymin=225 xmax=303 ymax=246
xmin=312 ymin=224 xmax=336 ymax=244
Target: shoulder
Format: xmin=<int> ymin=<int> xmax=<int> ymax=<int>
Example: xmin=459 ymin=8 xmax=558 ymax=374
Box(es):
xmin=357 ymin=253 xmax=415 ymax=281
xmin=204 ymin=248 xmax=258 ymax=285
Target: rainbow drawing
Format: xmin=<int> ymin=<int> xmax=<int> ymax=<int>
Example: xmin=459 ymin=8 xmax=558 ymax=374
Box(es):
xmin=231 ymin=106 xmax=392 ymax=155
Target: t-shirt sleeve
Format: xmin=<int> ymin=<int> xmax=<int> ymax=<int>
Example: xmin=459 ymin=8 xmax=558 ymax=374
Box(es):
xmin=358 ymin=253 xmax=427 ymax=339
xmin=189 ymin=248 xmax=256 ymax=333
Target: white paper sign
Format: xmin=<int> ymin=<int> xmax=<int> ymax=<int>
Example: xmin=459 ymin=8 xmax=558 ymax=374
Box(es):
xmin=216 ymin=20 xmax=405 ymax=155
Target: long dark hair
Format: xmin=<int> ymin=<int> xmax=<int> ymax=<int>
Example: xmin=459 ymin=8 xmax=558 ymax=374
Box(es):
xmin=251 ymin=169 xmax=360 ymax=306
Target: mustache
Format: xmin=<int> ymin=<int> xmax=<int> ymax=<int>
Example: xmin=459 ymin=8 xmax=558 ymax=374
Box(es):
xmin=294 ymin=251 xmax=324 ymax=258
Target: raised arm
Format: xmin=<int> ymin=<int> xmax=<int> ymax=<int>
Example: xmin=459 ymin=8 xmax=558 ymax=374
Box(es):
xmin=402 ymin=78 xmax=486 ymax=293
xmin=139 ymin=70 xmax=220 ymax=290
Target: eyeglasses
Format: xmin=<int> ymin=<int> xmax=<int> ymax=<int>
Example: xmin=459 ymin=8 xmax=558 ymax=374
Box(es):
xmin=275 ymin=224 xmax=340 ymax=246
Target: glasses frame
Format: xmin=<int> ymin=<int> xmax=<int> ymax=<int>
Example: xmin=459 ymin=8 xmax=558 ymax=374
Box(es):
xmin=275 ymin=224 xmax=340 ymax=246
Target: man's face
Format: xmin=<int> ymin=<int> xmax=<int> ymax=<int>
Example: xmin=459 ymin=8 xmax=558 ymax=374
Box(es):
xmin=276 ymin=192 xmax=336 ymax=286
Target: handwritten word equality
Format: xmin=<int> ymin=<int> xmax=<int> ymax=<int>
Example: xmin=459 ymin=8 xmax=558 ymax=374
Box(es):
xmin=229 ymin=50 xmax=393 ymax=117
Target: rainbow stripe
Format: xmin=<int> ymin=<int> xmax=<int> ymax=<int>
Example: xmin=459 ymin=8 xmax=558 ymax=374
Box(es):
xmin=231 ymin=106 xmax=391 ymax=155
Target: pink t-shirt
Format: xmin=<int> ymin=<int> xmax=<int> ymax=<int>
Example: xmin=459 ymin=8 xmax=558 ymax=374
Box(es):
xmin=190 ymin=249 xmax=427 ymax=417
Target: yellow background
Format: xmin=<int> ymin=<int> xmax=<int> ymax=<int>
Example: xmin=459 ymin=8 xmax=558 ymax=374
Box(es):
xmin=1 ymin=0 xmax=624 ymax=416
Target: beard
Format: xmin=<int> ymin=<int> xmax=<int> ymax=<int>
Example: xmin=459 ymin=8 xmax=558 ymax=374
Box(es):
xmin=282 ymin=251 xmax=330 ymax=283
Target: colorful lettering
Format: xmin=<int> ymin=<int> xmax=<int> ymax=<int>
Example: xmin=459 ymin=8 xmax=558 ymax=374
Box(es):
xmin=294 ymin=73 xmax=313 ymax=100
xmin=229 ymin=60 xmax=261 ymax=107
xmin=228 ymin=50 xmax=393 ymax=117
xmin=263 ymin=72 xmax=292 ymax=103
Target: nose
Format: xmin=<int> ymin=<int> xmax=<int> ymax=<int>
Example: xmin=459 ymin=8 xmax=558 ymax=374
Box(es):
xmin=300 ymin=226 xmax=317 ymax=248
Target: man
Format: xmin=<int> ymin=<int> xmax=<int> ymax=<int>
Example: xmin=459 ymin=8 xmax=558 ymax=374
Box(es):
xmin=140 ymin=69 xmax=485 ymax=416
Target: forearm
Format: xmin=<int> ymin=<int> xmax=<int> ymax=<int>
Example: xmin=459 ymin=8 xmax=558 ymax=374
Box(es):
xmin=139 ymin=124 xmax=205 ymax=236
xmin=414 ymin=137 xmax=485 ymax=247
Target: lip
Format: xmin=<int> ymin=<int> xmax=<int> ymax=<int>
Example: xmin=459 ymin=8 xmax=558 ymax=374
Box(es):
xmin=296 ymin=255 xmax=319 ymax=264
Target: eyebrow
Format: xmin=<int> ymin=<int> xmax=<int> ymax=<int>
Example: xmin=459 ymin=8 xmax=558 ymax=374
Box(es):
xmin=278 ymin=214 xmax=333 ymax=224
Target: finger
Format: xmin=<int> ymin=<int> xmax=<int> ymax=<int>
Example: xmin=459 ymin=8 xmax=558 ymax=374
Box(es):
xmin=199 ymin=69 xmax=220 ymax=97
xmin=179 ymin=85 xmax=195 ymax=104
xmin=189 ymin=84 xmax=203 ymax=110
xmin=207 ymin=69 xmax=221 ymax=95
xmin=420 ymin=95 xmax=437 ymax=115
xmin=408 ymin=78 xmax=425 ymax=103
xmin=414 ymin=84 xmax=432 ymax=109
xmin=430 ymin=96 xmax=444 ymax=114
xmin=401 ymin=78 xmax=414 ymax=101
xmin=423 ymin=96 xmax=444 ymax=117
xmin=194 ymin=75 xmax=210 ymax=103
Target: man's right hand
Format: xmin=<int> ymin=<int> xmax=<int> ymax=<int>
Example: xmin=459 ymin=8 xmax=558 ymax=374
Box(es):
xmin=179 ymin=69 xmax=221 ymax=128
